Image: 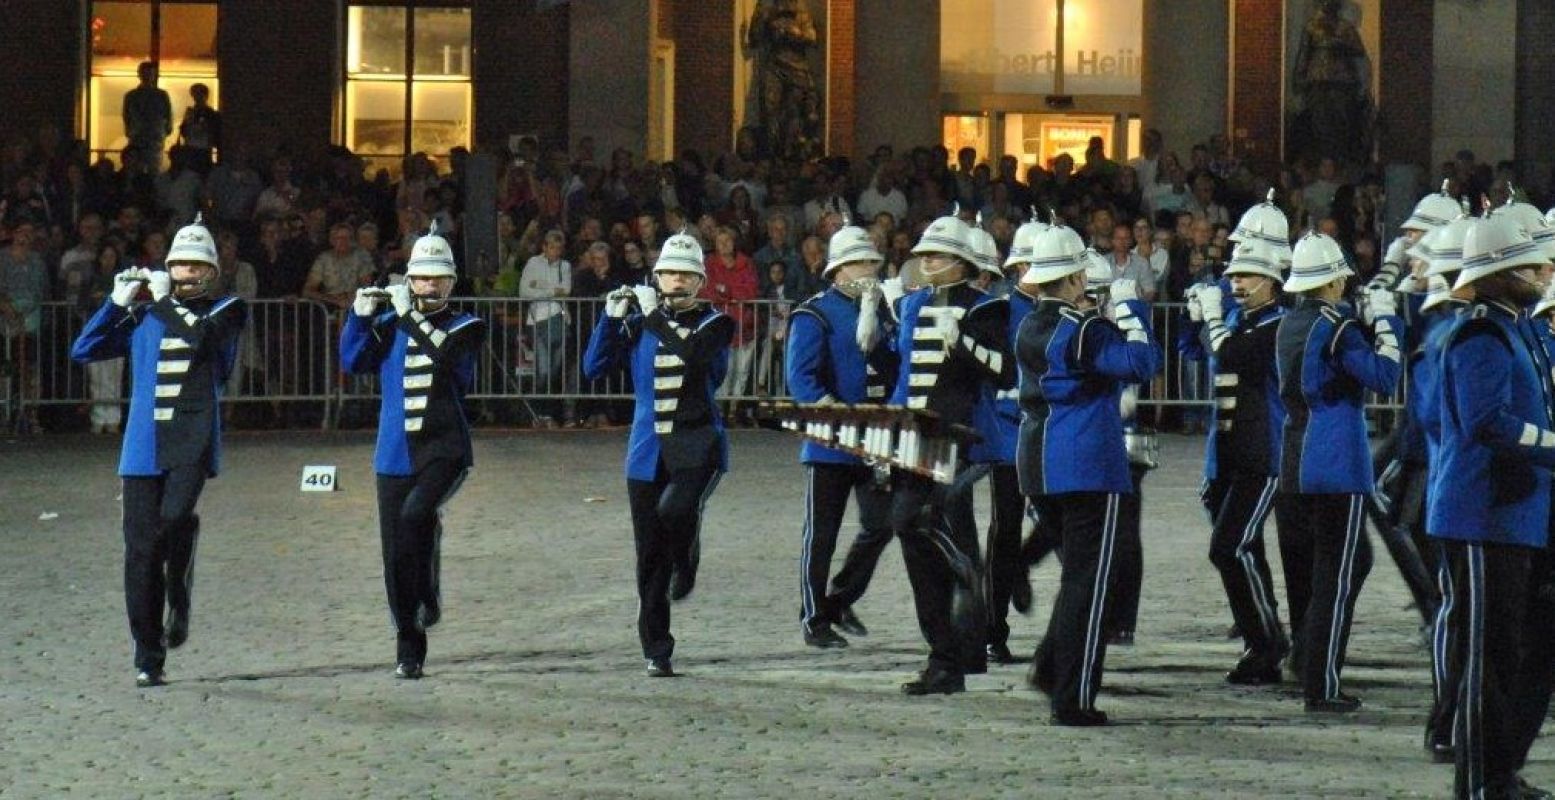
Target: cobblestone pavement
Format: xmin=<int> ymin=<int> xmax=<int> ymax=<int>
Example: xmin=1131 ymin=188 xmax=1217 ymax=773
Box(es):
xmin=0 ymin=430 xmax=1537 ymax=798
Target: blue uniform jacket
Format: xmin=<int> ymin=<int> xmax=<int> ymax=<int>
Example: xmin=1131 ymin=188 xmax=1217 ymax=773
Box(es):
xmin=1399 ymin=308 xmax=1454 ymax=467
xmin=1016 ymin=297 xmax=1160 ymax=496
xmin=989 ymin=288 xmax=1037 ymax=464
xmin=1428 ymin=301 xmax=1555 ymax=547
xmin=784 ymin=288 xmax=900 ymax=465
xmin=1276 ymin=297 xmax=1403 ymax=494
xmin=340 ymin=307 xmax=484 ymax=476
xmin=583 ymin=305 xmax=734 ymax=481
xmin=71 ymin=296 xmax=245 ymax=477
xmin=887 ymin=282 xmax=1015 ymax=464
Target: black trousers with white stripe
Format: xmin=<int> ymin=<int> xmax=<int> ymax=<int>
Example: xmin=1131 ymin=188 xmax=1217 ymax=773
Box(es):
xmin=892 ymin=470 xmax=984 ymax=674
xmin=1282 ymin=493 xmax=1372 ymax=702
xmin=122 ymin=463 xmax=207 ymax=672
xmin=1030 ymin=491 xmax=1119 ymax=715
xmin=627 ymin=462 xmax=721 ymax=662
xmin=1105 ymin=466 xmax=1148 ymax=637
xmin=799 ymin=462 xmax=893 ymax=633
xmin=1510 ymin=546 xmax=1555 ymax=776
xmin=984 ymin=464 xmax=1025 ymax=648
xmin=376 ymin=458 xmax=467 ymax=665
xmin=1445 ymin=540 xmax=1530 ymax=800
xmin=1427 ymin=540 xmax=1462 ymax=751
xmin=1204 ymin=474 xmax=1284 ymax=656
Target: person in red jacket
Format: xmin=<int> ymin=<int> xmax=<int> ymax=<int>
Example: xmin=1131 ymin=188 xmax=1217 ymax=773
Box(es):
xmin=700 ymin=226 xmax=760 ymax=423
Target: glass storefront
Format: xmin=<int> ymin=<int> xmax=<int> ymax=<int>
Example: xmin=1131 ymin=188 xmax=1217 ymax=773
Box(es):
xmin=345 ymin=3 xmax=471 ymax=176
xmin=87 ymin=1 xmax=219 ymax=164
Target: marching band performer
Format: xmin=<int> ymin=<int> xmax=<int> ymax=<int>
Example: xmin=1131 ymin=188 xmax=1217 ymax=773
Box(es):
xmin=1429 ymin=216 xmax=1555 ymax=799
xmin=583 ymin=233 xmax=734 ymax=678
xmin=1275 ymin=232 xmax=1402 ymax=712
xmin=889 ymin=214 xmax=1014 ymax=695
xmin=784 ymin=224 xmax=899 ymax=649
xmin=982 ymin=218 xmax=1049 ymax=662
xmin=341 ymin=224 xmax=484 ymax=679
xmin=1183 ymin=238 xmax=1291 ymax=685
xmin=1018 ymin=224 xmax=1159 ymax=725
xmin=1411 ymin=214 xmax=1476 ymax=761
xmin=71 ymin=216 xmax=246 ymax=687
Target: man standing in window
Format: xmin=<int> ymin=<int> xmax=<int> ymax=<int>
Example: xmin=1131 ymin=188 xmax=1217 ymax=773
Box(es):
xmin=123 ymin=61 xmax=172 ymax=177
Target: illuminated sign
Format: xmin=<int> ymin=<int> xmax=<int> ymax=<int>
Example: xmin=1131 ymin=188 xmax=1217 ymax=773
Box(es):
xmin=940 ymin=0 xmax=1142 ymax=96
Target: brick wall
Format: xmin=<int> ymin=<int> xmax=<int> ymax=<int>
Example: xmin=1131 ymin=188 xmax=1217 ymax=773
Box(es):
xmin=826 ymin=0 xmax=855 ymax=157
xmin=1378 ymin=0 xmax=1433 ymax=168
xmin=473 ymin=0 xmax=570 ymax=152
xmin=672 ymin=2 xmax=734 ymax=157
xmin=1230 ymin=0 xmax=1282 ymax=173
xmin=0 ymin=1 xmax=79 ymax=147
xmin=218 ymin=1 xmax=336 ymax=160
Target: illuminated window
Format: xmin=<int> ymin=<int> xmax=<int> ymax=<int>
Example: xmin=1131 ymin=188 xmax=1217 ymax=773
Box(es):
xmin=86 ymin=1 xmax=219 ymax=165
xmin=940 ymin=0 xmax=1141 ymax=97
xmin=942 ymin=115 xmax=992 ymax=164
xmin=345 ymin=3 xmax=472 ymax=177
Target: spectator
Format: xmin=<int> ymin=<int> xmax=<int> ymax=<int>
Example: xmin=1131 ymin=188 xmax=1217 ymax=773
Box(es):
xmin=1187 ymin=173 xmax=1231 ymax=226
xmin=700 ymin=226 xmax=759 ymax=420
xmin=1129 ymin=128 xmax=1164 ymax=193
xmin=177 ymin=82 xmax=221 ymax=173
xmin=857 ymin=164 xmax=909 ymax=224
xmin=356 ymin=221 xmax=386 ymax=283
xmin=0 ymin=221 xmax=47 ymax=428
xmin=618 ymin=239 xmax=650 ymax=286
xmin=716 ymin=184 xmax=761 ymax=253
xmin=1132 ymin=217 xmax=1169 ymax=282
xmin=795 ymin=234 xmax=827 ymax=298
xmin=1301 ymin=157 xmax=1341 ymax=223
xmin=206 ymin=143 xmax=263 ymax=232
xmin=519 ymin=229 xmax=574 ymax=427
xmin=122 ymin=61 xmax=172 ymax=176
xmin=248 ymin=217 xmax=310 ymax=298
xmin=753 ymin=214 xmax=801 ymax=296
xmin=254 ymin=156 xmax=300 ymax=220
xmin=155 ymin=146 xmax=204 ymax=228
xmin=84 ymin=241 xmax=124 ymax=433
xmin=213 ymin=229 xmax=259 ymax=402
xmin=572 ymin=241 xmax=622 ymax=428
xmin=1106 ymin=223 xmax=1157 ymax=303
xmin=302 ymin=222 xmax=373 ymax=312
xmin=58 ymin=212 xmax=104 ymax=301
xmin=802 ymin=172 xmax=851 ymax=234
xmin=139 ymin=229 xmax=168 ymax=270
xmin=635 ymin=211 xmax=666 ymax=250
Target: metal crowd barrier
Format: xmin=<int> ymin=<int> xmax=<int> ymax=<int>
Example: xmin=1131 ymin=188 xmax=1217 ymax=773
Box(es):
xmin=9 ymin=296 xmax=1409 ymax=432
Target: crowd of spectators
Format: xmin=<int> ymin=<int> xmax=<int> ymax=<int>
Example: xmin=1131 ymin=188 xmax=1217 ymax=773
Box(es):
xmin=1 ymin=101 xmax=1545 ymax=432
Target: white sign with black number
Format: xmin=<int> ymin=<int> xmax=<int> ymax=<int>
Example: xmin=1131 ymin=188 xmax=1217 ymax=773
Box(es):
xmin=300 ymin=465 xmax=338 ymax=492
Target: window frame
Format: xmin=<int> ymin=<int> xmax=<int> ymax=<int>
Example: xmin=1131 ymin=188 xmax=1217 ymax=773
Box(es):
xmin=340 ymin=0 xmax=474 ymax=175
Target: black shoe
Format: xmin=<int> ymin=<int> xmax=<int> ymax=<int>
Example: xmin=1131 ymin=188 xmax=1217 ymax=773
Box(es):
xmin=803 ymin=624 xmax=849 ymax=649
xmin=1108 ymin=630 xmax=1135 ymax=647
xmin=1051 ymin=707 xmax=1109 ymax=727
xmin=833 ymin=607 xmax=868 ymax=637
xmin=135 ymin=669 xmax=166 ymax=688
xmin=1011 ymin=574 xmax=1033 ymax=615
xmin=394 ymin=662 xmax=423 ymax=680
xmin=645 ymin=658 xmax=674 ymax=678
xmin=1305 ymin=693 xmax=1362 ymax=713
xmin=963 ymin=657 xmax=988 ymax=675
xmin=164 ymin=608 xmax=189 ymax=650
xmin=900 ymin=666 xmax=965 ymax=695
xmin=670 ymin=563 xmax=697 ymax=602
xmin=1225 ymin=650 xmax=1283 ymax=685
xmin=1427 ymin=741 xmax=1454 ymax=764
xmin=987 ymin=642 xmax=1017 ymax=664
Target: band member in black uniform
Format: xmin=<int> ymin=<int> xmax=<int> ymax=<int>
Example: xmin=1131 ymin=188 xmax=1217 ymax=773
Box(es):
xmin=888 ymin=214 xmax=1015 ymax=695
xmin=785 ymin=225 xmax=899 ymax=648
xmin=341 ymin=225 xmax=484 ymax=679
xmin=70 ymin=216 xmax=246 ymax=687
xmin=583 ymin=233 xmax=735 ymax=678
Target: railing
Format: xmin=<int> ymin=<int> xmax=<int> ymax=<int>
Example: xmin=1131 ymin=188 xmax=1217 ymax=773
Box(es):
xmin=3 ymin=297 xmax=1407 ymax=432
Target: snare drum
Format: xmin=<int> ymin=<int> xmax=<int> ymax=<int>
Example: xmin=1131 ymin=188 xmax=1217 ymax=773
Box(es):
xmin=1124 ymin=427 xmax=1159 ymax=470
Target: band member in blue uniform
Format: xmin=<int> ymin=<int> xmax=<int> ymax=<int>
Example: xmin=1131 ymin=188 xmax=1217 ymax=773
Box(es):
xmin=584 ymin=233 xmax=734 ymax=678
xmin=1276 ymin=232 xmax=1403 ymax=712
xmin=1018 ymin=224 xmax=1160 ymax=725
xmin=341 ymin=225 xmax=484 ymax=680
xmin=1183 ymin=239 xmax=1291 ymax=685
xmin=1430 ymin=216 xmax=1555 ymax=800
xmin=889 ymin=214 xmax=1015 ymax=695
xmin=981 ymin=219 xmax=1048 ymax=661
xmin=784 ymin=225 xmax=899 ymax=648
xmin=71 ymin=216 xmax=246 ymax=687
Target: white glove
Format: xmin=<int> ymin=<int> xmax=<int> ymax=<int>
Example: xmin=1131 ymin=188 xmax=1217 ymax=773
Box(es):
xmin=353 ymin=287 xmax=386 ymax=317
xmin=388 ymin=282 xmax=413 ymax=317
xmin=879 ymin=277 xmax=905 ymax=305
xmin=1185 ymin=292 xmax=1204 ymax=322
xmin=934 ymin=309 xmax=961 ymax=349
xmin=632 ymin=285 xmax=659 ymax=313
xmin=147 ymin=270 xmax=171 ymax=302
xmin=1383 ymin=236 xmax=1410 ymax=269
xmin=110 ymin=268 xmax=146 ymax=308
xmin=1198 ymin=284 xmax=1225 ymax=323
xmin=605 ymin=287 xmax=634 ymax=319
xmin=1109 ymin=278 xmax=1138 ymax=305
xmin=1364 ymin=285 xmax=1397 ymax=324
xmin=856 ymin=287 xmax=881 ymax=354
xmin=1119 ymin=386 xmax=1138 ymax=420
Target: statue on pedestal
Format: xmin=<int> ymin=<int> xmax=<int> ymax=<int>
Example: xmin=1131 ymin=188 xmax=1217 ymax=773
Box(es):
xmin=743 ymin=0 xmax=822 ymax=162
xmin=1292 ymin=0 xmax=1373 ymax=166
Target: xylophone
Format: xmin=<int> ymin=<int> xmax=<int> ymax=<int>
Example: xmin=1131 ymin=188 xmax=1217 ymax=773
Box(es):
xmin=756 ymin=401 xmax=983 ymax=484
